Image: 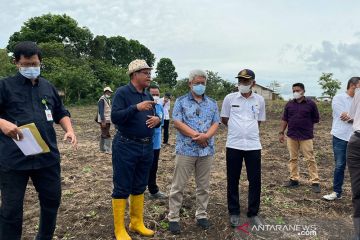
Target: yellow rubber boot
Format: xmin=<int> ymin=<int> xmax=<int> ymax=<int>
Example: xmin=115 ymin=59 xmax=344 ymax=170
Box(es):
xmin=129 ymin=194 xmax=155 ymax=237
xmin=112 ymin=199 xmax=132 ymax=240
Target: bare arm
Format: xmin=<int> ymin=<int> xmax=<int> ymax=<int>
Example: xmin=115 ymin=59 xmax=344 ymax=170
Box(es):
xmin=221 ymin=117 xmax=229 ymax=126
xmin=59 ymin=116 xmax=77 ymax=147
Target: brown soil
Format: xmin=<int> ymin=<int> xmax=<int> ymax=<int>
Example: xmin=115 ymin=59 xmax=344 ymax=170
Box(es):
xmin=21 ymin=102 xmax=354 ymax=240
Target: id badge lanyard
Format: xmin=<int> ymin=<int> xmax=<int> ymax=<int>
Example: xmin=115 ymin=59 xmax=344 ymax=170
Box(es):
xmin=42 ymin=97 xmax=53 ymax=121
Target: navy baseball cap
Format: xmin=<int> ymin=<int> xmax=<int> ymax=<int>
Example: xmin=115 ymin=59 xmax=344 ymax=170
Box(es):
xmin=235 ymin=69 xmax=255 ymax=80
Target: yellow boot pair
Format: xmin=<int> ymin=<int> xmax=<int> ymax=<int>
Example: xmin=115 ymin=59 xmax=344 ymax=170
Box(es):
xmin=112 ymin=194 xmax=154 ymax=240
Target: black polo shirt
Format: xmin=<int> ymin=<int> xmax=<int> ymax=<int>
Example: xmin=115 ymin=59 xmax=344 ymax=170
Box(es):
xmin=111 ymin=82 xmax=156 ymax=138
xmin=0 ymin=73 xmax=70 ymax=170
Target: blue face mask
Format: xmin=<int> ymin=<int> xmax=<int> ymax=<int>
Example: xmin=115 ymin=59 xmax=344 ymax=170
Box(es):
xmin=192 ymin=84 xmax=206 ymax=96
xmin=19 ymin=67 xmax=40 ymax=80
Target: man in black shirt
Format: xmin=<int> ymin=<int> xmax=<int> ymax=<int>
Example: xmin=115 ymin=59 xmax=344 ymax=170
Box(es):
xmin=0 ymin=41 xmax=77 ymax=240
xmin=111 ymin=59 xmax=160 ymax=239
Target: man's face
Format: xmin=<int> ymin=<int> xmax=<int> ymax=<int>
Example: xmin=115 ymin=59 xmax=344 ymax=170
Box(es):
xmin=238 ymin=78 xmax=254 ymax=87
xmin=149 ymin=88 xmax=160 ymax=97
xmin=189 ymin=76 xmax=206 ymax=88
xmin=15 ymin=55 xmax=41 ymax=69
xmin=104 ymin=91 xmax=112 ymax=97
xmin=292 ymin=86 xmax=304 ymax=94
xmin=134 ymin=69 xmax=152 ymax=88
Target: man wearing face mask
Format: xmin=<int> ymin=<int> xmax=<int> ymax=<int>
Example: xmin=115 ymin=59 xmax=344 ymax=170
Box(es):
xmin=279 ymin=83 xmax=321 ymax=193
xmin=97 ymin=87 xmax=113 ymax=154
xmin=221 ymin=69 xmax=266 ymax=227
xmin=168 ymin=69 xmax=220 ymax=234
xmin=0 ymin=41 xmax=77 ymax=240
xmin=147 ymin=83 xmax=167 ymax=199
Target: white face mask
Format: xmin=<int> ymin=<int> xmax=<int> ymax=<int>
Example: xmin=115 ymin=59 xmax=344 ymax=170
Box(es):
xmin=153 ymin=96 xmax=160 ymax=103
xmin=293 ymin=92 xmax=303 ymax=99
xmin=356 ymin=88 xmax=360 ymax=93
xmin=238 ymin=84 xmax=252 ymax=94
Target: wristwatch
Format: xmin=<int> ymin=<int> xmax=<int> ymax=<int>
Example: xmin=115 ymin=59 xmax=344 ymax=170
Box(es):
xmin=279 ymin=131 xmax=284 ymax=135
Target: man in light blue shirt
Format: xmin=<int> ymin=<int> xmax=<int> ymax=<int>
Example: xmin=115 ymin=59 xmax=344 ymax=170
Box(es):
xmin=147 ymin=84 xmax=167 ymax=199
xmin=168 ymin=69 xmax=220 ymax=234
xmin=323 ymin=77 xmax=360 ymax=201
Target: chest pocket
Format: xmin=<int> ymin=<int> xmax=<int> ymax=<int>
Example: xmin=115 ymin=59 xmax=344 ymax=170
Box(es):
xmin=8 ymin=92 xmax=28 ymax=112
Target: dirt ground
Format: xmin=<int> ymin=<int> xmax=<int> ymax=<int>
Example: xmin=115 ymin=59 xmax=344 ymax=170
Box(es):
xmin=20 ymin=101 xmax=355 ymax=240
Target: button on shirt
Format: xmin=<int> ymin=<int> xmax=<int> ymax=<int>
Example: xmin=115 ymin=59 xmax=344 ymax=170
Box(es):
xmin=172 ymin=92 xmax=220 ymax=157
xmin=350 ymin=90 xmax=360 ymax=131
xmin=153 ymin=103 xmax=164 ymax=150
xmin=111 ymin=82 xmax=156 ymax=138
xmin=331 ymin=92 xmax=353 ymax=141
xmin=0 ymin=73 xmax=70 ymax=170
xmin=158 ymin=97 xmax=170 ymax=120
xmin=282 ymin=98 xmax=320 ymax=140
xmin=221 ymin=92 xmax=266 ymax=151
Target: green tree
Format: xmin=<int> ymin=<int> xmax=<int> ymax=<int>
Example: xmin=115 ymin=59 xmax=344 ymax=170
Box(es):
xmin=0 ymin=49 xmax=16 ymax=78
xmin=155 ymin=58 xmax=178 ymax=88
xmin=318 ymin=73 xmax=341 ymax=100
xmin=7 ymin=14 xmax=93 ymax=56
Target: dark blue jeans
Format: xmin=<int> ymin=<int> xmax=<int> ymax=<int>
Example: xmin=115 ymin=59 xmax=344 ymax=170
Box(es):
xmin=0 ymin=163 xmax=61 ymax=240
xmin=112 ymin=133 xmax=154 ymax=199
xmin=333 ymin=136 xmax=348 ymax=196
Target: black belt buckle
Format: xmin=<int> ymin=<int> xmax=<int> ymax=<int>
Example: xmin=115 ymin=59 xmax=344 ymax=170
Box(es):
xmin=120 ymin=134 xmax=151 ymax=144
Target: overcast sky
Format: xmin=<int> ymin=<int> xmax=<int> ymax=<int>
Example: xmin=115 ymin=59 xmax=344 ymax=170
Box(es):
xmin=1 ymin=0 xmax=360 ymax=98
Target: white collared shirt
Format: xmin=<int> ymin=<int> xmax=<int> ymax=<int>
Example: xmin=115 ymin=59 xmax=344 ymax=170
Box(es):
xmin=221 ymin=92 xmax=266 ymax=150
xmin=331 ymin=92 xmax=353 ymax=141
xmin=350 ymin=90 xmax=360 ymax=131
xmin=158 ymin=97 xmax=170 ymax=120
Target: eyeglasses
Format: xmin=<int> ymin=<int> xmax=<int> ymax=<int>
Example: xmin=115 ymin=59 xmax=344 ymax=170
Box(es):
xmin=138 ymin=71 xmax=151 ymax=76
xmin=196 ymin=108 xmax=200 ymax=116
xmin=18 ymin=62 xmax=41 ymax=67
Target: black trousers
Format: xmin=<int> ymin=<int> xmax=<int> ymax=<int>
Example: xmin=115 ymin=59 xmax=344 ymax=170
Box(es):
xmin=347 ymin=133 xmax=360 ymax=217
xmin=148 ymin=149 xmax=161 ymax=194
xmin=163 ymin=120 xmax=170 ymax=144
xmin=226 ymin=148 xmax=261 ymax=217
xmin=0 ymin=163 xmax=61 ymax=240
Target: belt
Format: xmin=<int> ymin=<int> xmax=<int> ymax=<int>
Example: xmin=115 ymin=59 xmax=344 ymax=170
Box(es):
xmin=119 ymin=134 xmax=152 ymax=144
xmin=354 ymin=131 xmax=360 ymax=138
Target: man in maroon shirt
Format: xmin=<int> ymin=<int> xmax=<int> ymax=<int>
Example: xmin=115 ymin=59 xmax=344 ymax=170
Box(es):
xmin=279 ymin=83 xmax=321 ymax=193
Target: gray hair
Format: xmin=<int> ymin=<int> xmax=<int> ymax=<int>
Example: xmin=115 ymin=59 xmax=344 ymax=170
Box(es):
xmin=188 ymin=69 xmax=207 ymax=82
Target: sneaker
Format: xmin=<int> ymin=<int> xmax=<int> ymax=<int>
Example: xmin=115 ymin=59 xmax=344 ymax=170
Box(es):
xmin=197 ymin=218 xmax=210 ymax=230
xmin=149 ymin=191 xmax=168 ymax=199
xmin=323 ymin=191 xmax=341 ymax=201
xmin=229 ymin=215 xmax=240 ymax=228
xmin=169 ymin=221 xmax=181 ymax=235
xmin=283 ymin=180 xmax=299 ymax=188
xmin=311 ymin=183 xmax=321 ymax=193
xmin=249 ymin=216 xmax=264 ymax=226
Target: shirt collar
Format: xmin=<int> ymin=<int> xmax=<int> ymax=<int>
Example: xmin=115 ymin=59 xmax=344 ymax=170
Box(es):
xmin=128 ymin=82 xmax=147 ymax=96
xmin=292 ymin=97 xmax=308 ymax=103
xmin=237 ymin=91 xmax=255 ymax=99
xmin=17 ymin=72 xmax=40 ymax=86
xmin=187 ymin=91 xmax=207 ymax=102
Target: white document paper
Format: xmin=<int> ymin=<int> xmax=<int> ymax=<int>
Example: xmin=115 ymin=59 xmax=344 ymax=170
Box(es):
xmin=12 ymin=128 xmax=43 ymax=156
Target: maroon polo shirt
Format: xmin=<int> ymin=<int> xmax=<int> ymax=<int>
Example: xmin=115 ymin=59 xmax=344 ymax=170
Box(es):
xmin=282 ymin=97 xmax=320 ymax=140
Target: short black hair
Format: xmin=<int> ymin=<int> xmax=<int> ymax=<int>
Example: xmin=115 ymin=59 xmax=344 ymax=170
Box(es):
xmin=165 ymin=92 xmax=171 ymax=97
xmin=13 ymin=41 xmax=42 ymax=62
xmin=347 ymin=77 xmax=360 ymax=90
xmin=292 ymin=83 xmax=305 ymax=91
